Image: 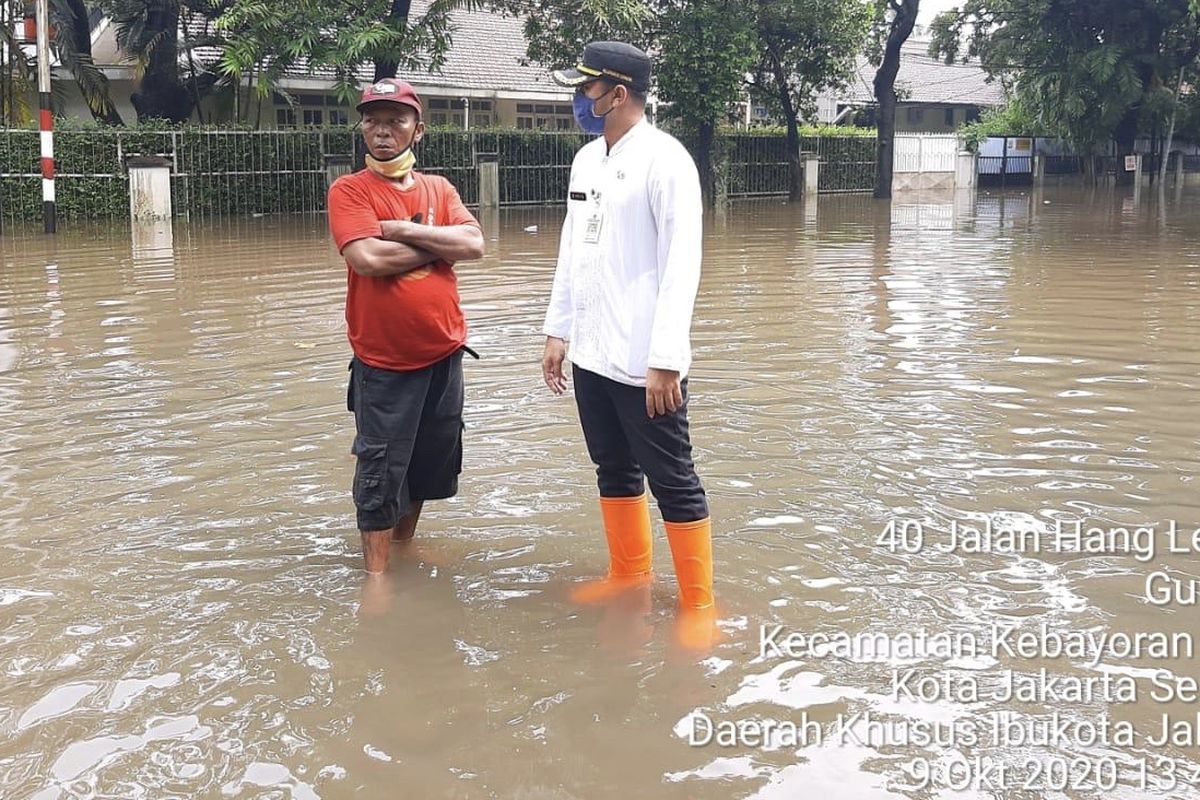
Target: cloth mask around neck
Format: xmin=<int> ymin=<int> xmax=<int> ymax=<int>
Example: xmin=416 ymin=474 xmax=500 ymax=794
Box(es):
xmin=572 ymin=87 xmax=616 ymax=135
xmin=365 ymin=146 xmax=416 ymax=180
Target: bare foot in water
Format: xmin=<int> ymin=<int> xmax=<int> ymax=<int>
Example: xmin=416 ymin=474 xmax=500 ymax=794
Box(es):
xmin=358 ymin=572 xmax=395 ymax=618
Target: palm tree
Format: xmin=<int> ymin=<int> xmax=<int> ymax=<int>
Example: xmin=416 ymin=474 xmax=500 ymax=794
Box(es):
xmin=1 ymin=0 xmax=35 ymax=125
xmin=52 ymin=0 xmax=124 ymax=124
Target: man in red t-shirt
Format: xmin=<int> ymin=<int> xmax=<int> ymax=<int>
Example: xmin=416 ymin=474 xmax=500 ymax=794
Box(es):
xmin=327 ymin=78 xmax=484 ymax=575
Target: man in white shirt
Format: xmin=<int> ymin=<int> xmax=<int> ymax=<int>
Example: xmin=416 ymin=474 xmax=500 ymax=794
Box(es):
xmin=542 ymin=41 xmax=715 ymax=650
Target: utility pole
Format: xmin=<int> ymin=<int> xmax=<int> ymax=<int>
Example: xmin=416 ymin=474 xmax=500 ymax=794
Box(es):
xmin=36 ymin=0 xmax=56 ymax=233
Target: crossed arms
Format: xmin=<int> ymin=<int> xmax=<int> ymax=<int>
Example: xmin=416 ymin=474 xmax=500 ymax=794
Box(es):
xmin=342 ymin=219 xmax=485 ymax=278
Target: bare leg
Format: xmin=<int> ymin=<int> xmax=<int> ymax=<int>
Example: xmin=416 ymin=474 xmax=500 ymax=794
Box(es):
xmin=361 ymin=530 xmax=392 ymax=573
xmin=391 ymin=500 xmax=424 ymax=543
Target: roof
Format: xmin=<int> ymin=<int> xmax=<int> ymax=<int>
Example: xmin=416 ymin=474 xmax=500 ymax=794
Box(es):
xmin=188 ymin=5 xmax=567 ymax=97
xmin=842 ymin=39 xmax=1005 ymax=107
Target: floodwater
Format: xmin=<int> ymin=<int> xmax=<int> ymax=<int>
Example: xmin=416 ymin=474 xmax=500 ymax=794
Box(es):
xmin=3 ymin=185 xmax=1200 ymax=799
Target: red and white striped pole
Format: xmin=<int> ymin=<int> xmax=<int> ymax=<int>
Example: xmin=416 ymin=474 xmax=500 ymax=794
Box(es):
xmin=35 ymin=0 xmax=56 ymax=233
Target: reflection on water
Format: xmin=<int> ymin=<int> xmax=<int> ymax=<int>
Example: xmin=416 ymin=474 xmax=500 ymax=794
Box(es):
xmin=2 ymin=186 xmax=1200 ymax=798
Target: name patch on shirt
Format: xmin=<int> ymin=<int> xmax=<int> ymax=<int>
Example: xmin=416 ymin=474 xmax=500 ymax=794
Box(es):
xmin=569 ymin=191 xmax=587 ymax=201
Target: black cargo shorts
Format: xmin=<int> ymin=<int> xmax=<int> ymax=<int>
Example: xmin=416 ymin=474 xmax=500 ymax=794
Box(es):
xmin=346 ymin=347 xmax=471 ymax=531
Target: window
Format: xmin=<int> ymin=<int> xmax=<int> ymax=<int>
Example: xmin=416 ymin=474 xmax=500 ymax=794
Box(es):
xmin=432 ymin=112 xmax=447 ymax=126
xmin=517 ymin=117 xmax=533 ymax=129
xmin=555 ymin=117 xmax=573 ymax=131
xmin=555 ymin=105 xmax=572 ymax=115
xmin=274 ymin=93 xmax=348 ymax=129
xmin=517 ymin=103 xmax=533 ymax=114
xmin=907 ymin=107 xmax=924 ymax=124
xmin=474 ymin=113 xmax=492 ymax=128
xmin=476 ymin=101 xmax=493 ymax=111
xmin=965 ymin=107 xmax=982 ymax=123
xmin=944 ymin=107 xmax=955 ymax=127
xmin=429 ymin=98 xmax=450 ymax=110
xmin=535 ymin=104 xmax=554 ymax=114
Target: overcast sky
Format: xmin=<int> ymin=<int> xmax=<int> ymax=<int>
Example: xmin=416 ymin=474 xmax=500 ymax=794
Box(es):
xmin=917 ymin=0 xmax=961 ymax=27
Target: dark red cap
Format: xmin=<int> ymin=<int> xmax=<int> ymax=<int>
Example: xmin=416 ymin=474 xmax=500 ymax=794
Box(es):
xmin=356 ymin=79 xmax=422 ymax=117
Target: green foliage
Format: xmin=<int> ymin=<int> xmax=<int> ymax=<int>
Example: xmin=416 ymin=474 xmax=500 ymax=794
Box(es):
xmin=84 ymin=0 xmax=486 ymax=121
xmin=216 ymin=0 xmax=486 ymax=111
xmin=748 ymin=0 xmax=871 ymax=125
xmin=724 ymin=130 xmax=876 ymax=193
xmin=495 ymin=0 xmax=653 ymax=68
xmin=509 ymin=0 xmax=761 ymax=206
xmin=0 ymin=121 xmax=878 ymax=221
xmin=930 ymin=0 xmax=1200 ymax=152
xmin=655 ymin=0 xmax=756 ymax=134
xmin=0 ymin=1 xmax=34 ymax=126
xmin=957 ymin=97 xmax=1048 ymax=151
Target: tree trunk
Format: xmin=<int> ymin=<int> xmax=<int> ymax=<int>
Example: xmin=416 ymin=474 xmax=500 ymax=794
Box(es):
xmin=374 ymin=0 xmax=414 ymax=81
xmin=875 ymin=88 xmax=896 ymax=199
xmin=63 ymin=0 xmax=123 ymax=124
xmin=786 ymin=111 xmax=802 ymax=201
xmin=766 ymin=49 xmax=802 ymax=201
xmin=1160 ymin=67 xmax=1185 ymax=187
xmin=130 ymin=2 xmax=190 ymax=122
xmin=1113 ymin=108 xmax=1138 ymax=186
xmin=696 ymin=119 xmax=717 ymax=209
xmin=873 ymin=0 xmax=919 ymax=199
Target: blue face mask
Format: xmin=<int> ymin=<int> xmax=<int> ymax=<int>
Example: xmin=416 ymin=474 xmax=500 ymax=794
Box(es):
xmin=572 ymin=89 xmax=613 ymax=135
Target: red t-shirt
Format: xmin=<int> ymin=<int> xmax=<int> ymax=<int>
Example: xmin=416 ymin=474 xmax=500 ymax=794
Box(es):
xmin=327 ymin=169 xmax=480 ymax=371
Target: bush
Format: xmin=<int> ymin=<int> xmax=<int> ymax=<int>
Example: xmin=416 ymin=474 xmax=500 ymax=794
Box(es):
xmin=1 ymin=120 xmax=879 ymax=221
xmin=958 ymin=99 xmax=1049 ymax=152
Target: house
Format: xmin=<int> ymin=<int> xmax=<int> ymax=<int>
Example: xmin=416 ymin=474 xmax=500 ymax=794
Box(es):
xmin=815 ymin=38 xmax=1005 ymax=132
xmin=52 ymin=8 xmax=577 ymax=130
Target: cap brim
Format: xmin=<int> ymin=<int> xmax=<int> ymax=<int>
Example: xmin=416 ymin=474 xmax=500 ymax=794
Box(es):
xmin=552 ymin=68 xmax=594 ymax=87
xmin=356 ymin=98 xmax=420 ymax=115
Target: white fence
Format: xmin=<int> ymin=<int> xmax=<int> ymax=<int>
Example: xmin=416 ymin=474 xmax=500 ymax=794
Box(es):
xmin=894 ymin=134 xmax=960 ymax=174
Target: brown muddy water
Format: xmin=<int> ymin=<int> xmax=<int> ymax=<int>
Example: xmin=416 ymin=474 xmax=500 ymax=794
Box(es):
xmin=3 ymin=185 xmax=1200 ymax=800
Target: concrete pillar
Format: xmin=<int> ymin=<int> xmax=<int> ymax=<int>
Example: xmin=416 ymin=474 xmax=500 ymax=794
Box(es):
xmin=1032 ymin=154 xmax=1046 ymax=186
xmin=479 ymin=157 xmax=500 ymax=209
xmin=801 ymin=152 xmax=820 ymax=196
xmin=955 ymin=151 xmax=977 ymax=191
xmin=131 ymin=220 xmax=175 ymax=277
xmin=126 ymin=156 xmax=172 ymax=221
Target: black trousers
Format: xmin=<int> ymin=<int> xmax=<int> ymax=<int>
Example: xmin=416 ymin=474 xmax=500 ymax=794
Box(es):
xmin=572 ymin=365 xmax=708 ymax=523
xmin=347 ymin=350 xmax=465 ymax=531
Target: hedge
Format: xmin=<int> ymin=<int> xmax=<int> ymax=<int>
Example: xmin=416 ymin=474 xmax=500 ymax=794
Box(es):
xmin=0 ymin=121 xmax=876 ymax=220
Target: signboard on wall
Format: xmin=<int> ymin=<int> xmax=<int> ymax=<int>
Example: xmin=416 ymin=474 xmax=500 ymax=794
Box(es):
xmin=1125 ymin=155 xmax=1139 ymax=171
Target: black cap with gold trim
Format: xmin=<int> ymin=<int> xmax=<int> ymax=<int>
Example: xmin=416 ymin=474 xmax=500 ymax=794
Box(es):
xmin=552 ymin=41 xmax=651 ymax=94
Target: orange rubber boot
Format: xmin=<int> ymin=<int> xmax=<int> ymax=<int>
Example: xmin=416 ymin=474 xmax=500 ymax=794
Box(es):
xmin=665 ymin=518 xmax=717 ymax=651
xmin=569 ymin=494 xmax=654 ymax=605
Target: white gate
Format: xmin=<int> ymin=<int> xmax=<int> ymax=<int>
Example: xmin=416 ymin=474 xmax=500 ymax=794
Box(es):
xmin=894 ymin=134 xmax=960 ymax=174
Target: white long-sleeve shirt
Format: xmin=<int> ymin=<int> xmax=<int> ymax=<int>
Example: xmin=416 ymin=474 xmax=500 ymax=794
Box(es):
xmin=542 ymin=118 xmax=703 ymax=387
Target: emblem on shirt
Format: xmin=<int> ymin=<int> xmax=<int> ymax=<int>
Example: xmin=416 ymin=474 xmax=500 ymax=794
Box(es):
xmin=616 ymin=170 xmax=626 ymax=180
